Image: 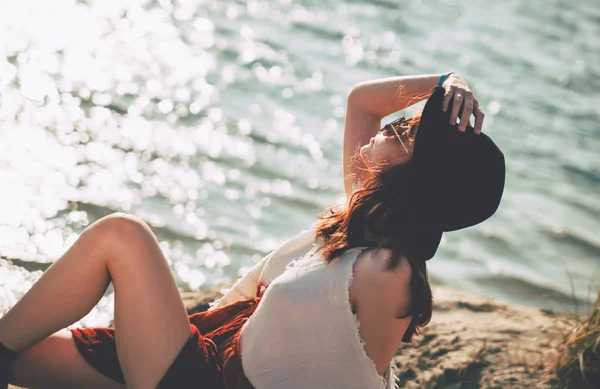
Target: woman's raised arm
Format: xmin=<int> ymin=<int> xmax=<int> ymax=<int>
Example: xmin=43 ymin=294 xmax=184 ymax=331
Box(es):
xmin=343 ymin=74 xmax=441 ymax=198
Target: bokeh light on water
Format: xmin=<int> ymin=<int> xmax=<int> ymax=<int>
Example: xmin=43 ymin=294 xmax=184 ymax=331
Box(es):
xmin=1 ymin=0 xmax=599 ymax=327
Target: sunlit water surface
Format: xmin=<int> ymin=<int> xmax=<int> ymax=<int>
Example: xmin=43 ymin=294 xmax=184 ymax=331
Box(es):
xmin=0 ymin=0 xmax=599 ymax=328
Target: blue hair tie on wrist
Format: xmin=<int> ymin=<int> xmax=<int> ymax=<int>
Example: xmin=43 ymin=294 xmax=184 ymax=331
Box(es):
xmin=438 ymin=72 xmax=455 ymax=86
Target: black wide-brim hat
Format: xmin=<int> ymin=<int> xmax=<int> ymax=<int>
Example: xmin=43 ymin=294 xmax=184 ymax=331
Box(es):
xmin=408 ymin=87 xmax=506 ymax=260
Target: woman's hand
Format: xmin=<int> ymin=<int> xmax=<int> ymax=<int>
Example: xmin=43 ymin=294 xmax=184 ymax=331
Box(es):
xmin=441 ymin=74 xmax=484 ymax=134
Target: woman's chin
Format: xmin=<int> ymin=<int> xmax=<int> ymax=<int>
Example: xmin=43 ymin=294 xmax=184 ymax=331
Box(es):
xmin=359 ymin=144 xmax=369 ymax=158
xmin=359 ymin=151 xmax=379 ymax=170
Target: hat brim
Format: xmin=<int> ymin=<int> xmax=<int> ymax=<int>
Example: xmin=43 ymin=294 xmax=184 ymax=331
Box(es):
xmin=410 ymin=229 xmax=443 ymax=261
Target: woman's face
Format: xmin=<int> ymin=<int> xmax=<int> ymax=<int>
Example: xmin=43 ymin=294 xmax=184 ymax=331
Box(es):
xmin=359 ymin=124 xmax=416 ymax=169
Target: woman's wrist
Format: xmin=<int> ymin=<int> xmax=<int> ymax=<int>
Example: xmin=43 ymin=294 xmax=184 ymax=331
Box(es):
xmin=438 ymin=72 xmax=456 ymax=87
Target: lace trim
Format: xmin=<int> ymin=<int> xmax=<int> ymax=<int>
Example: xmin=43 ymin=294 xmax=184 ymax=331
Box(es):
xmin=284 ymin=236 xmax=322 ymax=271
xmin=387 ymin=362 xmax=399 ymax=389
xmin=344 ymin=247 xmax=388 ymax=389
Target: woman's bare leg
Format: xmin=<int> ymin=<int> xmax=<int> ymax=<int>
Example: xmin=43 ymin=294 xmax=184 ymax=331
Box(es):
xmin=0 ymin=213 xmax=192 ymax=388
xmin=10 ymin=330 xmax=125 ymax=389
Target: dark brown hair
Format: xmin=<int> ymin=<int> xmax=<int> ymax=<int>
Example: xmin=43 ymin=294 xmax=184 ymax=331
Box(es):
xmin=314 ymin=116 xmax=433 ymax=343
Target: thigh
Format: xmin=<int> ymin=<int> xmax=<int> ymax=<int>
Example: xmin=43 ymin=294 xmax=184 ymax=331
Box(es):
xmin=101 ymin=213 xmax=192 ymax=387
xmin=10 ymin=329 xmax=125 ymax=389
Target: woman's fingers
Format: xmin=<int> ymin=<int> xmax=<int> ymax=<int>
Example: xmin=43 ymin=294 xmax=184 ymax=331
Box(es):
xmin=442 ymin=86 xmax=456 ymax=112
xmin=449 ymin=90 xmax=466 ymax=127
xmin=458 ymin=92 xmax=474 ymax=132
xmin=443 ymin=84 xmax=484 ymax=134
xmin=473 ymin=102 xmax=485 ymax=134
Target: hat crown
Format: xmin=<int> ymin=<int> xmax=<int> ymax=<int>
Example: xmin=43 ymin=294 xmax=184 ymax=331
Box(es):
xmin=409 ymin=87 xmax=506 ymax=259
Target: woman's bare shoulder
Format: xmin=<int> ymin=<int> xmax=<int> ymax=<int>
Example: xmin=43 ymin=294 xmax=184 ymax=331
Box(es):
xmin=349 ymin=248 xmax=413 ymax=374
xmin=349 ymin=248 xmax=412 ymax=316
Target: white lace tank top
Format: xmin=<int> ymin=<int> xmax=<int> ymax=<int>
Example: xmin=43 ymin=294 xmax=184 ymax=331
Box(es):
xmin=238 ymin=241 xmax=391 ymax=389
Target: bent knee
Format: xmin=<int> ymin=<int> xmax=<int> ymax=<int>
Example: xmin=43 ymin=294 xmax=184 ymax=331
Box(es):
xmin=86 ymin=213 xmax=154 ymax=248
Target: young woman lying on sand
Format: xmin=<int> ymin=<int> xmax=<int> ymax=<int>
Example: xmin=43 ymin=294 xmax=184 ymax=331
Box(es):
xmin=0 ymin=72 xmax=505 ymax=389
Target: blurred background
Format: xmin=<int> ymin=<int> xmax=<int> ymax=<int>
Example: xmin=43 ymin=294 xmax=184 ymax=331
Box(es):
xmin=0 ymin=0 xmax=598 ymax=328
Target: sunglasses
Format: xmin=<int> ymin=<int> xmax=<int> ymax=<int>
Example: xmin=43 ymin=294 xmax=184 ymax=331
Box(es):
xmin=379 ymin=117 xmax=418 ymax=157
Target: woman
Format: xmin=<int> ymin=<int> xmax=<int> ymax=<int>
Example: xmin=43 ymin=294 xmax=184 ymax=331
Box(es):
xmin=0 ymin=73 xmax=503 ymax=389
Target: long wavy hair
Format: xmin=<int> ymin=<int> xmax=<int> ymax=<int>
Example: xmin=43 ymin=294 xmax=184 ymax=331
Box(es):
xmin=313 ymin=113 xmax=433 ymax=343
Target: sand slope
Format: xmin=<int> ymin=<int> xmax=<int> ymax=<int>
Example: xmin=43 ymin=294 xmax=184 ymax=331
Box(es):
xmin=393 ymin=287 xmax=573 ymax=388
